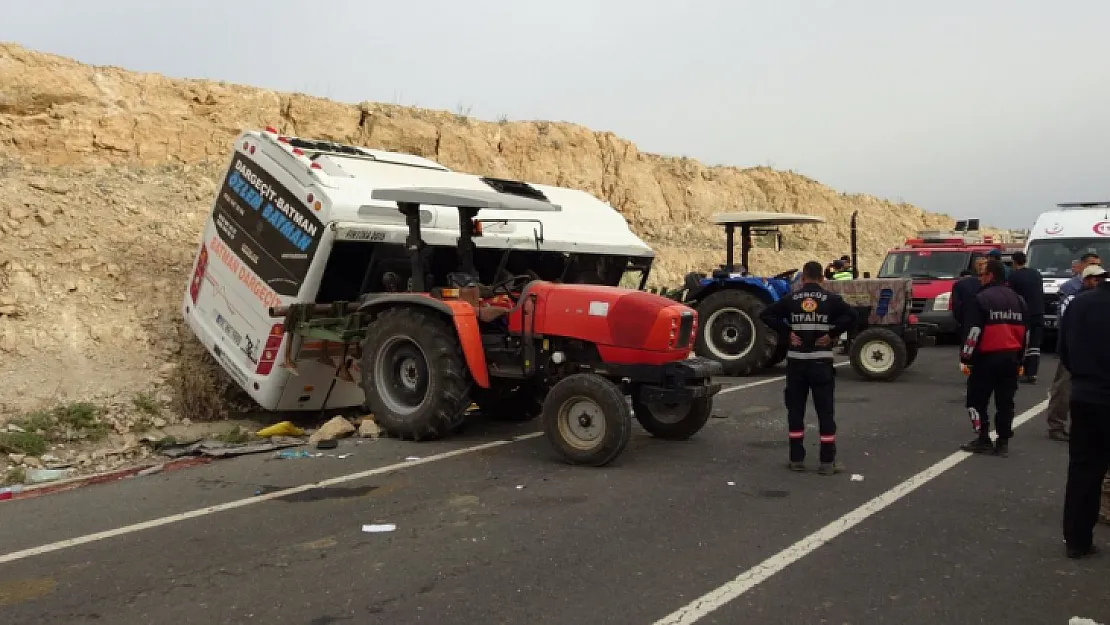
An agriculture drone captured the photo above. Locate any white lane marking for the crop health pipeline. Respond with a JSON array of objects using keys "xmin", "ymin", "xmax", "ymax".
[
  {"xmin": 718, "ymin": 361, "xmax": 851, "ymax": 395},
  {"xmin": 652, "ymin": 398, "xmax": 1050, "ymax": 625},
  {"xmin": 0, "ymin": 365, "xmax": 803, "ymax": 566},
  {"xmin": 0, "ymin": 433, "xmax": 544, "ymax": 565}
]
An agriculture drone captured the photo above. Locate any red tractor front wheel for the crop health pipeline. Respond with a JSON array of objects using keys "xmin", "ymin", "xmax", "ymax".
[{"xmin": 542, "ymin": 374, "xmax": 632, "ymax": 467}]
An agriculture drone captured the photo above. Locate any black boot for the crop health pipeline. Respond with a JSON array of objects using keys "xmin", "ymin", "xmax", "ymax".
[
  {"xmin": 993, "ymin": 438, "xmax": 1009, "ymax": 457},
  {"xmin": 961, "ymin": 437, "xmax": 994, "ymax": 454}
]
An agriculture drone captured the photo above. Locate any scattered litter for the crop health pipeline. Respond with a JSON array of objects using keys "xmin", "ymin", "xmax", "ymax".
[
  {"xmin": 25, "ymin": 468, "xmax": 71, "ymax": 484},
  {"xmin": 275, "ymin": 449, "xmax": 314, "ymax": 460},
  {"xmin": 405, "ymin": 456, "xmax": 421, "ymax": 461},
  {"xmin": 0, "ymin": 485, "xmax": 24, "ymax": 501},
  {"xmin": 161, "ymin": 436, "xmax": 306, "ymax": 459},
  {"xmin": 850, "ymin": 474, "xmax": 865, "ymax": 482},
  {"xmin": 362, "ymin": 523, "xmax": 396, "ymax": 533},
  {"xmin": 136, "ymin": 464, "xmax": 164, "ymax": 477},
  {"xmin": 256, "ymin": 421, "xmax": 306, "ymax": 437},
  {"xmin": 727, "ymin": 481, "xmax": 736, "ymax": 486},
  {"xmin": 516, "ymin": 485, "xmax": 525, "ymax": 490},
  {"xmin": 316, "ymin": 439, "xmax": 339, "ymax": 450},
  {"xmin": 337, "ymin": 454, "xmax": 352, "ymax": 459}
]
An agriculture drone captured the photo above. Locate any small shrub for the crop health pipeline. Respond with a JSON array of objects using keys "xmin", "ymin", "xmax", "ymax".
[
  {"xmin": 0, "ymin": 432, "xmax": 48, "ymax": 456},
  {"xmin": 133, "ymin": 392, "xmax": 160, "ymax": 416},
  {"xmin": 2, "ymin": 466, "xmax": 26, "ymax": 486}
]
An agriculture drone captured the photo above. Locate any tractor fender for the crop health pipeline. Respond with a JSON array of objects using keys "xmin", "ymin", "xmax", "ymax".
[
  {"xmin": 689, "ymin": 278, "xmax": 779, "ymax": 307},
  {"xmin": 356, "ymin": 294, "xmax": 491, "ymax": 389}
]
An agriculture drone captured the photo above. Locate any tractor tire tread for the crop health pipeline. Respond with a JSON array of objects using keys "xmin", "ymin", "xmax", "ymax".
[
  {"xmin": 360, "ymin": 307, "xmax": 472, "ymax": 441},
  {"xmin": 849, "ymin": 326, "xmax": 908, "ymax": 382},
  {"xmin": 542, "ymin": 374, "xmax": 632, "ymax": 467},
  {"xmin": 694, "ymin": 289, "xmax": 774, "ymax": 377}
]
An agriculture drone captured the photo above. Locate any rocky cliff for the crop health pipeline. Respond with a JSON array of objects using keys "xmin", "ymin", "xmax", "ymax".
[{"xmin": 0, "ymin": 42, "xmax": 965, "ymax": 417}]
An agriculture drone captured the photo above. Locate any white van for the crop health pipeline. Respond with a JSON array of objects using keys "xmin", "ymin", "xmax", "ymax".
[
  {"xmin": 1025, "ymin": 201, "xmax": 1110, "ymax": 332},
  {"xmin": 182, "ymin": 128, "xmax": 656, "ymax": 411}
]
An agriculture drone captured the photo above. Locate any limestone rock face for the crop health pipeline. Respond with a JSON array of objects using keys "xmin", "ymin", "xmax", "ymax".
[{"xmin": 0, "ymin": 43, "xmax": 977, "ymax": 415}]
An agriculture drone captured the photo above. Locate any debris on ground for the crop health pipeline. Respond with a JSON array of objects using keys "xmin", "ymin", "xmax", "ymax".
[
  {"xmin": 362, "ymin": 523, "xmax": 397, "ymax": 533},
  {"xmin": 315, "ymin": 439, "xmax": 339, "ymax": 450},
  {"xmin": 850, "ymin": 474, "xmax": 865, "ymax": 482},
  {"xmin": 25, "ymin": 468, "xmax": 70, "ymax": 484},
  {"xmin": 256, "ymin": 421, "xmax": 305, "ymax": 437},
  {"xmin": 275, "ymin": 449, "xmax": 313, "ymax": 460},
  {"xmin": 308, "ymin": 416, "xmax": 356, "ymax": 445},
  {"xmin": 358, "ymin": 417, "xmax": 382, "ymax": 439},
  {"xmin": 159, "ymin": 436, "xmax": 305, "ymax": 459}
]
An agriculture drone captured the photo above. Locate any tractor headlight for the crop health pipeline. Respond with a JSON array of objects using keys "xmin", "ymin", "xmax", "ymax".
[{"xmin": 933, "ymin": 292, "xmax": 951, "ymax": 310}]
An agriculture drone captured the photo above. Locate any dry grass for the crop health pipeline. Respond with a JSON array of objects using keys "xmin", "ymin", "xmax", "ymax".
[{"xmin": 170, "ymin": 325, "xmax": 255, "ymax": 423}]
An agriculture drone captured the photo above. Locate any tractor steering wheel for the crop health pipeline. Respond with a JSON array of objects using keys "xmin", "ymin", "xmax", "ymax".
[
  {"xmin": 772, "ymin": 268, "xmax": 799, "ymax": 281},
  {"xmin": 491, "ymin": 274, "xmax": 533, "ymax": 303}
]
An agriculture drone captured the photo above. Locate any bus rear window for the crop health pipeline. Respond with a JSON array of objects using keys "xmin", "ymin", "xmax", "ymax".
[{"xmin": 211, "ymin": 154, "xmax": 325, "ymax": 297}]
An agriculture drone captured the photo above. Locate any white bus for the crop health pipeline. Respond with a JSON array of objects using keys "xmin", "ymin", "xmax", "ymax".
[
  {"xmin": 182, "ymin": 128, "xmax": 656, "ymax": 411},
  {"xmin": 1025, "ymin": 201, "xmax": 1110, "ymax": 333}
]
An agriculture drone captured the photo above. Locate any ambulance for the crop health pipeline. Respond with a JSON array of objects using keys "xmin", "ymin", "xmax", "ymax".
[{"xmin": 1024, "ymin": 201, "xmax": 1110, "ymax": 339}]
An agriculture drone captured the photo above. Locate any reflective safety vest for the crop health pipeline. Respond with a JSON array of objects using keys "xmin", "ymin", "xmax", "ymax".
[{"xmin": 832, "ymin": 271, "xmax": 853, "ymax": 280}]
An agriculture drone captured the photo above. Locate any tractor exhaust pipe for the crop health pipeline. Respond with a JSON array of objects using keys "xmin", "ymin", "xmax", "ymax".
[{"xmin": 850, "ymin": 210, "xmax": 859, "ymax": 279}]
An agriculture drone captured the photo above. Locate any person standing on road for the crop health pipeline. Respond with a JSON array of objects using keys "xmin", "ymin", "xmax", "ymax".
[
  {"xmin": 952, "ymin": 257, "xmax": 987, "ymax": 344},
  {"xmin": 958, "ymin": 259, "xmax": 1028, "ymax": 457},
  {"xmin": 1058, "ymin": 265, "xmax": 1110, "ymax": 559},
  {"xmin": 760, "ymin": 261, "xmax": 857, "ymax": 475},
  {"xmin": 1008, "ymin": 251, "xmax": 1045, "ymax": 384},
  {"xmin": 1045, "ymin": 265, "xmax": 1107, "ymax": 441}
]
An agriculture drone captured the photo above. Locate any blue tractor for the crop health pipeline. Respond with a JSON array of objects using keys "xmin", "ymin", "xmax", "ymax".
[
  {"xmin": 660, "ymin": 211, "xmax": 832, "ymax": 376},
  {"xmin": 657, "ymin": 210, "xmax": 936, "ymax": 381}
]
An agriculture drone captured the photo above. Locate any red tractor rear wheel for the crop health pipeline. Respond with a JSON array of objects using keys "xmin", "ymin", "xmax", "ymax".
[
  {"xmin": 542, "ymin": 374, "xmax": 632, "ymax": 467},
  {"xmin": 360, "ymin": 307, "xmax": 472, "ymax": 441}
]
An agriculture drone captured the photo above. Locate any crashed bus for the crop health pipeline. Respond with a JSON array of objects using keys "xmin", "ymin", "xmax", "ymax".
[{"xmin": 182, "ymin": 128, "xmax": 656, "ymax": 412}]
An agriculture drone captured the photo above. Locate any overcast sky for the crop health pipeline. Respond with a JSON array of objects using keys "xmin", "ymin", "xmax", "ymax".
[{"xmin": 4, "ymin": 0, "xmax": 1107, "ymax": 229}]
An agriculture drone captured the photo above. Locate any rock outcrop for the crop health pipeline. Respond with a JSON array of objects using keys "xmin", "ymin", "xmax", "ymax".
[{"xmin": 0, "ymin": 42, "xmax": 973, "ymax": 416}]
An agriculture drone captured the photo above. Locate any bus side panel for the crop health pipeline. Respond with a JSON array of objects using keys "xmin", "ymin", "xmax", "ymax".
[{"xmin": 182, "ymin": 145, "xmax": 336, "ymax": 410}]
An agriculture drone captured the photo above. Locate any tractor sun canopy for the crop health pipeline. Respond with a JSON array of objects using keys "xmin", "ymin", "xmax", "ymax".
[{"xmin": 710, "ymin": 212, "xmax": 826, "ymax": 273}]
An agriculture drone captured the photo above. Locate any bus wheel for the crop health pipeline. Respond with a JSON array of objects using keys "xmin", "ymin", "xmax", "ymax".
[{"xmin": 360, "ymin": 307, "xmax": 472, "ymax": 441}]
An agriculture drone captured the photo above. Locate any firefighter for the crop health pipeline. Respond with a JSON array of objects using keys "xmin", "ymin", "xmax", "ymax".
[
  {"xmin": 958, "ymin": 259, "xmax": 1029, "ymax": 457},
  {"xmin": 831, "ymin": 260, "xmax": 854, "ymax": 280},
  {"xmin": 760, "ymin": 261, "xmax": 857, "ymax": 474}
]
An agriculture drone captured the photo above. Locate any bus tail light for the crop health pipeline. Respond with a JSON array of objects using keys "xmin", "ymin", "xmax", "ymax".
[
  {"xmin": 256, "ymin": 323, "xmax": 285, "ymax": 376},
  {"xmin": 189, "ymin": 245, "xmax": 208, "ymax": 304}
]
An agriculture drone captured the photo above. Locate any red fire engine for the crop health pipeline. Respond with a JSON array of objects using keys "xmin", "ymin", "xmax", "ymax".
[{"xmin": 877, "ymin": 224, "xmax": 1023, "ymax": 337}]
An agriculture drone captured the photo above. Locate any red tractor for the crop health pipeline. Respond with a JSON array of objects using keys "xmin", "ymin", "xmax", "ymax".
[{"xmin": 269, "ymin": 187, "xmax": 723, "ymax": 466}]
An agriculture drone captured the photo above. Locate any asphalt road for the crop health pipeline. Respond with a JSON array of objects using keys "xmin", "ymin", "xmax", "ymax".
[{"xmin": 1, "ymin": 347, "xmax": 1107, "ymax": 625}]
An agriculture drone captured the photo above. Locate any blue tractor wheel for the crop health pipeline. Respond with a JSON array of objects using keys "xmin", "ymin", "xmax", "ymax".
[{"xmin": 694, "ymin": 289, "xmax": 776, "ymax": 376}]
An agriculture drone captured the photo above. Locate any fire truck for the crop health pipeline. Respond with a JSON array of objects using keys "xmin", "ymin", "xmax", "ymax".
[{"xmin": 877, "ymin": 219, "xmax": 1024, "ymax": 338}]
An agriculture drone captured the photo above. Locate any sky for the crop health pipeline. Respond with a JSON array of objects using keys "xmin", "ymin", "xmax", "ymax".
[{"xmin": 3, "ymin": 0, "xmax": 1108, "ymax": 229}]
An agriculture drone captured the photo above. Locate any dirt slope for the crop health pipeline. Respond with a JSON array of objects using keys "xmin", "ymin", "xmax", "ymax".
[{"xmin": 0, "ymin": 42, "xmax": 976, "ymax": 418}]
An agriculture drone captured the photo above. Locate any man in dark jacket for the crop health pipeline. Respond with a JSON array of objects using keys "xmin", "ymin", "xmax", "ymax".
[
  {"xmin": 761, "ymin": 261, "xmax": 857, "ymax": 475},
  {"xmin": 959, "ymin": 259, "xmax": 1028, "ymax": 457},
  {"xmin": 1045, "ymin": 265, "xmax": 1106, "ymax": 441},
  {"xmin": 1059, "ymin": 266, "xmax": 1110, "ymax": 558},
  {"xmin": 952, "ymin": 257, "xmax": 987, "ymax": 343},
  {"xmin": 1007, "ymin": 251, "xmax": 1045, "ymax": 383}
]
